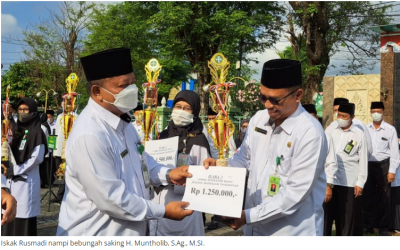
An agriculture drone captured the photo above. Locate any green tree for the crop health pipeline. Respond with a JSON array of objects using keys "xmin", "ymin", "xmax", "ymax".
[
  {"xmin": 22, "ymin": 1, "xmax": 96, "ymax": 110},
  {"xmin": 288, "ymin": 1, "xmax": 393, "ymax": 102},
  {"xmin": 151, "ymin": 2, "xmax": 284, "ymax": 114},
  {"xmin": 84, "ymin": 2, "xmax": 189, "ymax": 105},
  {"xmin": 85, "ymin": 2, "xmax": 284, "ymax": 114}
]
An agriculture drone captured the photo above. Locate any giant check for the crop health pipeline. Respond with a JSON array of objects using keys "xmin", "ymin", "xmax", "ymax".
[{"xmin": 183, "ymin": 166, "xmax": 247, "ymax": 218}]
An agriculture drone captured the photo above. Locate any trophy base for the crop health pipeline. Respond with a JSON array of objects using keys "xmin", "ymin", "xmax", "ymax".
[{"xmin": 216, "ymin": 158, "xmax": 228, "ymax": 167}]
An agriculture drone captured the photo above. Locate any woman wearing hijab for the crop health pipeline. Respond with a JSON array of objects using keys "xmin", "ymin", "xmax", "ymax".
[
  {"xmin": 235, "ymin": 119, "xmax": 249, "ymax": 149},
  {"xmin": 1, "ymin": 98, "xmax": 48, "ymax": 236},
  {"xmin": 150, "ymin": 90, "xmax": 211, "ymax": 236}
]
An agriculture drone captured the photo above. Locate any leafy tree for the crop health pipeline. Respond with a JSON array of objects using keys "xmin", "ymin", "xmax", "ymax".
[
  {"xmin": 288, "ymin": 1, "xmax": 393, "ymax": 102},
  {"xmin": 151, "ymin": 2, "xmax": 284, "ymax": 114},
  {"xmin": 22, "ymin": 1, "xmax": 96, "ymax": 109}
]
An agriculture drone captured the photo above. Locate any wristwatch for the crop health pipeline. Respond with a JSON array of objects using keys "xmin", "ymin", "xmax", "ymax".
[
  {"xmin": 166, "ymin": 169, "xmax": 172, "ymax": 184},
  {"xmin": 327, "ymin": 183, "xmax": 334, "ymax": 189}
]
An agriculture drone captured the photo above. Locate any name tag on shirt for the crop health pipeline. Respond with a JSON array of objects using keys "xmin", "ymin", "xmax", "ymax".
[
  {"xmin": 19, "ymin": 139, "xmax": 27, "ymax": 151},
  {"xmin": 255, "ymin": 127, "xmax": 267, "ymax": 135},
  {"xmin": 142, "ymin": 162, "xmax": 151, "ymax": 188},
  {"xmin": 120, "ymin": 149, "xmax": 128, "ymax": 158},
  {"xmin": 177, "ymin": 153, "xmax": 188, "ymax": 167},
  {"xmin": 381, "ymin": 137, "xmax": 388, "ymax": 141}
]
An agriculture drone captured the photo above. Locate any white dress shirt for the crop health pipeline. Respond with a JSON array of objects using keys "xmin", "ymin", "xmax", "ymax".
[
  {"xmin": 393, "ymin": 146, "xmax": 400, "ymax": 187},
  {"xmin": 326, "ymin": 118, "xmax": 373, "ymax": 157},
  {"xmin": 57, "ymin": 98, "xmax": 170, "ymax": 236},
  {"xmin": 228, "ymin": 104, "xmax": 327, "ymax": 236},
  {"xmin": 325, "ymin": 133, "xmax": 338, "ymax": 184},
  {"xmin": 150, "ymin": 144, "xmax": 210, "ymax": 236},
  {"xmin": 6, "ymin": 145, "xmax": 45, "ymax": 218},
  {"xmin": 367, "ymin": 120, "xmax": 400, "ymax": 174},
  {"xmin": 53, "ymin": 114, "xmax": 64, "ymax": 157},
  {"xmin": 48, "ymin": 119, "xmax": 57, "ymax": 135},
  {"xmin": 326, "ymin": 123, "xmax": 368, "ymax": 188},
  {"xmin": 41, "ymin": 124, "xmax": 49, "ymax": 158}
]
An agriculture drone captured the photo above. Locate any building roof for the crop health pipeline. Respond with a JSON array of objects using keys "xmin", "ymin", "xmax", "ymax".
[{"xmin": 369, "ymin": 24, "xmax": 400, "ymax": 33}]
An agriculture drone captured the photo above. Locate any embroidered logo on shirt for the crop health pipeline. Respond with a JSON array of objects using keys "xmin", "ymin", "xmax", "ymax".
[{"xmin": 287, "ymin": 142, "xmax": 292, "ymax": 148}]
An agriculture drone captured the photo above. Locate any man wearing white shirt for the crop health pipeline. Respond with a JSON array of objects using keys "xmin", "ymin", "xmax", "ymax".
[
  {"xmin": 46, "ymin": 110, "xmax": 57, "ymax": 134},
  {"xmin": 204, "ymin": 59, "xmax": 328, "ymax": 236},
  {"xmin": 57, "ymin": 48, "xmax": 193, "ymax": 236},
  {"xmin": 303, "ymin": 104, "xmax": 339, "ymax": 236},
  {"xmin": 326, "ymin": 98, "xmax": 373, "ymax": 157},
  {"xmin": 325, "ymin": 103, "xmax": 368, "ymax": 236},
  {"xmin": 364, "ymin": 102, "xmax": 399, "ymax": 236}
]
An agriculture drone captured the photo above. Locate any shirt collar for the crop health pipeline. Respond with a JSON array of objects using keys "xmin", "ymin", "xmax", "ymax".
[
  {"xmin": 272, "ymin": 103, "xmax": 302, "ymax": 135},
  {"xmin": 88, "ymin": 98, "xmax": 122, "ymax": 130},
  {"xmin": 369, "ymin": 120, "xmax": 386, "ymax": 130}
]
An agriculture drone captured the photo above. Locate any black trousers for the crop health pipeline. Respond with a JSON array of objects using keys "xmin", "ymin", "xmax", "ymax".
[
  {"xmin": 324, "ymin": 185, "xmax": 363, "ymax": 236},
  {"xmin": 363, "ymin": 159, "xmax": 391, "ymax": 231},
  {"xmin": 390, "ymin": 186, "xmax": 400, "ymax": 230},
  {"xmin": 39, "ymin": 157, "xmax": 50, "ymax": 187},
  {"xmin": 1, "ymin": 217, "xmax": 37, "ymax": 236}
]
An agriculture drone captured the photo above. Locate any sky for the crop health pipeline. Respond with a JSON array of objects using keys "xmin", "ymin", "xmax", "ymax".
[{"xmin": 1, "ymin": 1, "xmax": 400, "ymax": 81}]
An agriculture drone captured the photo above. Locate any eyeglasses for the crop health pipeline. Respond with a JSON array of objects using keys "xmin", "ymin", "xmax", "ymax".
[
  {"xmin": 174, "ymin": 105, "xmax": 192, "ymax": 112},
  {"xmin": 17, "ymin": 108, "xmax": 30, "ymax": 113},
  {"xmin": 258, "ymin": 89, "xmax": 298, "ymax": 105}
]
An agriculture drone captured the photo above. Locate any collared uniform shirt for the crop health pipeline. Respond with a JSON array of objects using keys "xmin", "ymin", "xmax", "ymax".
[
  {"xmin": 367, "ymin": 120, "xmax": 400, "ymax": 174},
  {"xmin": 229, "ymin": 104, "xmax": 327, "ymax": 236},
  {"xmin": 325, "ymin": 133, "xmax": 338, "ymax": 184},
  {"xmin": 326, "ymin": 119, "xmax": 373, "ymax": 157},
  {"xmin": 48, "ymin": 119, "xmax": 57, "ymax": 135},
  {"xmin": 57, "ymin": 98, "xmax": 169, "ymax": 236},
  {"xmin": 325, "ymin": 123, "xmax": 368, "ymax": 188},
  {"xmin": 53, "ymin": 114, "xmax": 64, "ymax": 157},
  {"xmin": 6, "ymin": 145, "xmax": 45, "ymax": 218}
]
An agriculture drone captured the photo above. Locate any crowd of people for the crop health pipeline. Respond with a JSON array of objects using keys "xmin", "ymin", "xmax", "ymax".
[{"xmin": 1, "ymin": 47, "xmax": 399, "ymax": 236}]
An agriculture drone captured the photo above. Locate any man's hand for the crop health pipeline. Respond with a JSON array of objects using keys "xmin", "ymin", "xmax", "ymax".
[
  {"xmin": 325, "ymin": 186, "xmax": 333, "ymax": 203},
  {"xmin": 387, "ymin": 173, "xmax": 395, "ymax": 183},
  {"xmin": 221, "ymin": 210, "xmax": 246, "ymax": 230},
  {"xmin": 354, "ymin": 185, "xmax": 363, "ymax": 198},
  {"xmin": 169, "ymin": 166, "xmax": 192, "ymax": 186},
  {"xmin": 1, "ymin": 164, "xmax": 7, "ymax": 176},
  {"xmin": 164, "ymin": 201, "xmax": 193, "ymax": 221},
  {"xmin": 1, "ymin": 189, "xmax": 17, "ymax": 225},
  {"xmin": 203, "ymin": 158, "xmax": 217, "ymax": 169}
]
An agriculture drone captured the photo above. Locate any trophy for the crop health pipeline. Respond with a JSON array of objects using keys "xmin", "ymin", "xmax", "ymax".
[
  {"xmin": 55, "ymin": 73, "xmax": 79, "ymax": 180},
  {"xmin": 206, "ymin": 53, "xmax": 236, "ymax": 167},
  {"xmin": 138, "ymin": 58, "xmax": 162, "ymax": 142},
  {"xmin": 1, "ymin": 85, "xmax": 12, "ymax": 173}
]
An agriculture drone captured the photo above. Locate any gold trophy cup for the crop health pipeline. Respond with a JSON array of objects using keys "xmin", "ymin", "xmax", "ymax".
[
  {"xmin": 138, "ymin": 59, "xmax": 162, "ymax": 142},
  {"xmin": 56, "ymin": 73, "xmax": 79, "ymax": 180},
  {"xmin": 206, "ymin": 53, "xmax": 236, "ymax": 167}
]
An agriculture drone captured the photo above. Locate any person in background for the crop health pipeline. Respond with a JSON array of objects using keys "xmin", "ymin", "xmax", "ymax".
[
  {"xmin": 204, "ymin": 59, "xmax": 328, "ymax": 235},
  {"xmin": 46, "ymin": 110, "xmax": 56, "ymax": 134},
  {"xmin": 364, "ymin": 101, "xmax": 399, "ymax": 236},
  {"xmin": 302, "ymin": 104, "xmax": 318, "ymax": 119},
  {"xmin": 1, "ymin": 98, "xmax": 48, "ymax": 236},
  {"xmin": 235, "ymin": 119, "xmax": 249, "ymax": 149},
  {"xmin": 325, "ymin": 103, "xmax": 368, "ymax": 236},
  {"xmin": 390, "ymin": 139, "xmax": 400, "ymax": 235},
  {"xmin": 326, "ymin": 97, "xmax": 373, "ymax": 158},
  {"xmin": 57, "ymin": 47, "xmax": 193, "ymax": 236},
  {"xmin": 150, "ymin": 90, "xmax": 211, "ymax": 236}
]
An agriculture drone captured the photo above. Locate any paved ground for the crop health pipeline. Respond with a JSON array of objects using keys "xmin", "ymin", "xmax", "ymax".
[
  {"xmin": 38, "ymin": 187, "xmax": 400, "ymax": 236},
  {"xmin": 37, "ymin": 186, "xmax": 243, "ymax": 236}
]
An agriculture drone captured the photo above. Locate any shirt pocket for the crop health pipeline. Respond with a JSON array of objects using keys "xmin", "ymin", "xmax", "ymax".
[
  {"xmin": 278, "ymin": 157, "xmax": 292, "ymax": 175},
  {"xmin": 377, "ymin": 138, "xmax": 389, "ymax": 151}
]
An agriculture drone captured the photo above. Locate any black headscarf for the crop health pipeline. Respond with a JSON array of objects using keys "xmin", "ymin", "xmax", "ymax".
[
  {"xmin": 235, "ymin": 119, "xmax": 249, "ymax": 148},
  {"xmin": 11, "ymin": 98, "xmax": 48, "ymax": 165},
  {"xmin": 160, "ymin": 90, "xmax": 211, "ymax": 156}
]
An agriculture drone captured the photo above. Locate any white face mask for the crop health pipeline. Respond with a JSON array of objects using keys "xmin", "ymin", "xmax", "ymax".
[
  {"xmin": 171, "ymin": 109, "xmax": 194, "ymax": 127},
  {"xmin": 100, "ymin": 84, "xmax": 138, "ymax": 113},
  {"xmin": 241, "ymin": 128, "xmax": 247, "ymax": 133},
  {"xmin": 334, "ymin": 112, "xmax": 338, "ymax": 119},
  {"xmin": 337, "ymin": 118, "xmax": 351, "ymax": 128},
  {"xmin": 371, "ymin": 112, "xmax": 383, "ymax": 122}
]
